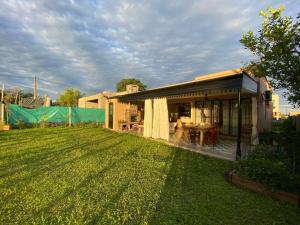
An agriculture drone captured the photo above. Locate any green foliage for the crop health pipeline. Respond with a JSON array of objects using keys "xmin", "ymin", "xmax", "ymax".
[
  {"xmin": 116, "ymin": 78, "xmax": 147, "ymax": 92},
  {"xmin": 20, "ymin": 92, "xmax": 33, "ymax": 98},
  {"xmin": 0, "ymin": 128, "xmax": 299, "ymax": 224},
  {"xmin": 57, "ymin": 88, "xmax": 83, "ymax": 107},
  {"xmin": 16, "ymin": 119, "xmax": 25, "ymax": 129},
  {"xmin": 39, "ymin": 114, "xmax": 49, "ymax": 128},
  {"xmin": 276, "ymin": 118, "xmax": 300, "ymax": 173},
  {"xmin": 248, "ymin": 144, "xmax": 287, "ymax": 162},
  {"xmin": 237, "ymin": 144, "xmax": 299, "ymax": 193},
  {"xmin": 258, "ymin": 130, "xmax": 276, "ymax": 145},
  {"xmin": 236, "ymin": 159, "xmax": 299, "ymax": 193},
  {"xmin": 240, "ymin": 6, "xmax": 300, "ymax": 106}
]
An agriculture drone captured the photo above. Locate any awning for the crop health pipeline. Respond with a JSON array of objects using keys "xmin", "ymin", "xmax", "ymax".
[{"xmin": 111, "ymin": 72, "xmax": 257, "ymax": 102}]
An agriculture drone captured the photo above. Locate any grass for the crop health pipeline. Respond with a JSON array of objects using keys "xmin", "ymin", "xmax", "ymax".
[{"xmin": 0, "ymin": 127, "xmax": 299, "ymax": 225}]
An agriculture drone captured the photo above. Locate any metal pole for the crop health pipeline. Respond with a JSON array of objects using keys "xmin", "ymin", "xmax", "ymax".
[
  {"xmin": 68, "ymin": 106, "xmax": 72, "ymax": 127},
  {"xmin": 236, "ymin": 89, "xmax": 242, "ymax": 160},
  {"xmin": 1, "ymin": 82, "xmax": 4, "ymax": 124},
  {"xmin": 1, "ymin": 82, "xmax": 4, "ymax": 101}
]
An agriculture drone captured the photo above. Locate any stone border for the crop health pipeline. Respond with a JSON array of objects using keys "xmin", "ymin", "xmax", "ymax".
[{"xmin": 225, "ymin": 170, "xmax": 300, "ymax": 207}]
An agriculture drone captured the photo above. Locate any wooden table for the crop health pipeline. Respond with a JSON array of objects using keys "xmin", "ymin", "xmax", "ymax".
[
  {"xmin": 119, "ymin": 121, "xmax": 139, "ymax": 130},
  {"xmin": 183, "ymin": 124, "xmax": 212, "ymax": 147}
]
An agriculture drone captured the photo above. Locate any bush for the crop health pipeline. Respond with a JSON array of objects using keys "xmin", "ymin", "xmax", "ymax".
[
  {"xmin": 258, "ymin": 119, "xmax": 300, "ymax": 174},
  {"xmin": 16, "ymin": 119, "xmax": 26, "ymax": 129},
  {"xmin": 248, "ymin": 144, "xmax": 288, "ymax": 163},
  {"xmin": 258, "ymin": 130, "xmax": 277, "ymax": 145},
  {"xmin": 236, "ymin": 159, "xmax": 299, "ymax": 193},
  {"xmin": 236, "ymin": 144, "xmax": 299, "ymax": 193}
]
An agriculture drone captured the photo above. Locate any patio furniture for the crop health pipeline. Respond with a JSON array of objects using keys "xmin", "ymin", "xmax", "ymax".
[
  {"xmin": 189, "ymin": 128, "xmax": 200, "ymax": 144},
  {"xmin": 119, "ymin": 121, "xmax": 140, "ymax": 131},
  {"xmin": 183, "ymin": 124, "xmax": 212, "ymax": 147},
  {"xmin": 174, "ymin": 127, "xmax": 190, "ymax": 144},
  {"xmin": 204, "ymin": 127, "xmax": 217, "ymax": 146},
  {"xmin": 169, "ymin": 122, "xmax": 176, "ymax": 134},
  {"xmin": 119, "ymin": 121, "xmax": 128, "ymax": 130}
]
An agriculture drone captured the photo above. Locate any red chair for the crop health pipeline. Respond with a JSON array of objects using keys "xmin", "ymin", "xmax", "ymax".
[{"xmin": 204, "ymin": 127, "xmax": 217, "ymax": 146}]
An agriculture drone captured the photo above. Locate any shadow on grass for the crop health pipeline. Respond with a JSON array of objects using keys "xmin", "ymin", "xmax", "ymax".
[
  {"xmin": 148, "ymin": 150, "xmax": 213, "ymax": 225},
  {"xmin": 148, "ymin": 147, "xmax": 300, "ymax": 225}
]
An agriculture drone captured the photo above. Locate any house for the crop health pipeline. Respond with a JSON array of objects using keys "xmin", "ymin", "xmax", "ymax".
[
  {"xmin": 272, "ymin": 94, "xmax": 281, "ymax": 120},
  {"xmin": 289, "ymin": 111, "xmax": 300, "ymax": 117},
  {"xmin": 79, "ymin": 69, "xmax": 273, "ymax": 160},
  {"xmin": 21, "ymin": 96, "xmax": 52, "ymax": 109}
]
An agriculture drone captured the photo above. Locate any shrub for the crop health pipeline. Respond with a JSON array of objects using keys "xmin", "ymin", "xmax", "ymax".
[
  {"xmin": 258, "ymin": 130, "xmax": 277, "ymax": 145},
  {"xmin": 237, "ymin": 144, "xmax": 299, "ymax": 193},
  {"xmin": 248, "ymin": 144, "xmax": 288, "ymax": 163},
  {"xmin": 236, "ymin": 159, "xmax": 299, "ymax": 193},
  {"xmin": 16, "ymin": 119, "xmax": 26, "ymax": 129}
]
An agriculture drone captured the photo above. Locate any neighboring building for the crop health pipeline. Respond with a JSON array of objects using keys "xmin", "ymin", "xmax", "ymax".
[
  {"xmin": 21, "ymin": 76, "xmax": 52, "ymax": 109},
  {"xmin": 79, "ymin": 68, "xmax": 273, "ymax": 160},
  {"xmin": 272, "ymin": 94, "xmax": 281, "ymax": 120},
  {"xmin": 289, "ymin": 111, "xmax": 300, "ymax": 117},
  {"xmin": 78, "ymin": 93, "xmax": 108, "ymax": 109},
  {"xmin": 22, "ymin": 96, "xmax": 52, "ymax": 109}
]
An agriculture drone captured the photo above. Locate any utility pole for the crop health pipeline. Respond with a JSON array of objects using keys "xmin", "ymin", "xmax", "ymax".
[{"xmin": 34, "ymin": 76, "xmax": 37, "ymax": 100}]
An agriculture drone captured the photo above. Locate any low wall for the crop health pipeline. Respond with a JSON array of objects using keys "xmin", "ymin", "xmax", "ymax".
[{"xmin": 225, "ymin": 170, "xmax": 300, "ymax": 207}]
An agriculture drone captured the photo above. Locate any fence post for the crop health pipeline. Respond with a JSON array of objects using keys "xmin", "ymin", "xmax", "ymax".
[
  {"xmin": 1, "ymin": 103, "xmax": 4, "ymax": 124},
  {"xmin": 68, "ymin": 106, "xmax": 72, "ymax": 127},
  {"xmin": 296, "ymin": 116, "xmax": 300, "ymax": 132},
  {"xmin": 1, "ymin": 82, "xmax": 4, "ymax": 124}
]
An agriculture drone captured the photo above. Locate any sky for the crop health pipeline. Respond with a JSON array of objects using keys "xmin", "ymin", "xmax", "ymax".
[{"xmin": 0, "ymin": 0, "xmax": 299, "ymax": 111}]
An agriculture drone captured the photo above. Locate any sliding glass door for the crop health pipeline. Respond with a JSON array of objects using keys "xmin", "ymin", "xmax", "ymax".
[{"xmin": 195, "ymin": 98, "xmax": 252, "ymax": 136}]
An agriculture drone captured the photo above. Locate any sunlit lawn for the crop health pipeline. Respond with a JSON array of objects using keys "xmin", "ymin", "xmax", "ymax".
[{"xmin": 0, "ymin": 127, "xmax": 299, "ymax": 224}]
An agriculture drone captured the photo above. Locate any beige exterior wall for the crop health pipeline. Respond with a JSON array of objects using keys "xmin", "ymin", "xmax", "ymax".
[
  {"xmin": 257, "ymin": 77, "xmax": 273, "ymax": 131},
  {"xmin": 272, "ymin": 94, "xmax": 280, "ymax": 120},
  {"xmin": 289, "ymin": 111, "xmax": 300, "ymax": 116},
  {"xmin": 105, "ymin": 98, "xmax": 130, "ymax": 130},
  {"xmin": 44, "ymin": 96, "xmax": 52, "ymax": 107},
  {"xmin": 78, "ymin": 93, "xmax": 106, "ymax": 109}
]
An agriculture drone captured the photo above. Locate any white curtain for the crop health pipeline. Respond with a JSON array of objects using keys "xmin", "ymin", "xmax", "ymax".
[
  {"xmin": 151, "ymin": 98, "xmax": 169, "ymax": 141},
  {"xmin": 152, "ymin": 98, "xmax": 160, "ymax": 139},
  {"xmin": 160, "ymin": 98, "xmax": 169, "ymax": 141},
  {"xmin": 143, "ymin": 99, "xmax": 153, "ymax": 137},
  {"xmin": 251, "ymin": 97, "xmax": 258, "ymax": 145}
]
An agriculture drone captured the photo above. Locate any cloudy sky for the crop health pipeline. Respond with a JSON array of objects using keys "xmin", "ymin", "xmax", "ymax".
[{"xmin": 0, "ymin": 0, "xmax": 299, "ymax": 110}]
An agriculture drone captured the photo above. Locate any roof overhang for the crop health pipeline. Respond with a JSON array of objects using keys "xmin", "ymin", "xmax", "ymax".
[{"xmin": 110, "ymin": 72, "xmax": 258, "ymax": 102}]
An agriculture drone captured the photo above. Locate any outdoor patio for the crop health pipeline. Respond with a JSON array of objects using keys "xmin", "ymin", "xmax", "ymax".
[
  {"xmin": 169, "ymin": 134, "xmax": 237, "ymax": 160},
  {"xmin": 128, "ymin": 129, "xmax": 237, "ymax": 160}
]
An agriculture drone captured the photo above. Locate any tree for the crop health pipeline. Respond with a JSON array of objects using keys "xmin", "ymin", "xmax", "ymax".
[
  {"xmin": 57, "ymin": 88, "xmax": 83, "ymax": 107},
  {"xmin": 116, "ymin": 78, "xmax": 147, "ymax": 92},
  {"xmin": 3, "ymin": 88, "xmax": 22, "ymax": 104},
  {"xmin": 240, "ymin": 6, "xmax": 300, "ymax": 106},
  {"xmin": 21, "ymin": 92, "xmax": 33, "ymax": 99}
]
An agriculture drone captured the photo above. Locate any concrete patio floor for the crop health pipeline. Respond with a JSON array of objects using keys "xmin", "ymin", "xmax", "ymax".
[{"xmin": 126, "ymin": 129, "xmax": 237, "ymax": 161}]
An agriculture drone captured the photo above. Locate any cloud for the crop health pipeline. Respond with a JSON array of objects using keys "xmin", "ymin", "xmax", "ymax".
[{"xmin": 0, "ymin": 0, "xmax": 298, "ymax": 106}]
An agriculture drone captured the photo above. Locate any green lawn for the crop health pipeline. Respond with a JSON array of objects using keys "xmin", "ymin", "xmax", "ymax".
[{"xmin": 0, "ymin": 127, "xmax": 299, "ymax": 224}]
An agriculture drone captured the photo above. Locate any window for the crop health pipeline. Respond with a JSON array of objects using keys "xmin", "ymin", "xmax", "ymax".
[{"xmin": 178, "ymin": 103, "xmax": 191, "ymax": 117}]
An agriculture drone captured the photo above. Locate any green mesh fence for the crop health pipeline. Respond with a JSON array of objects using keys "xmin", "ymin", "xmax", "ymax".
[{"xmin": 8, "ymin": 104, "xmax": 105, "ymax": 125}]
